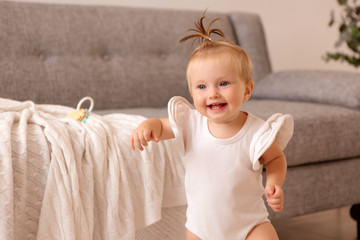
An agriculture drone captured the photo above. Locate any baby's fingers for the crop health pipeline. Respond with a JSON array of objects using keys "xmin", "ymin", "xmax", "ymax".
[
  {"xmin": 151, "ymin": 132, "xmax": 160, "ymax": 142},
  {"xmin": 143, "ymin": 129, "xmax": 152, "ymax": 142},
  {"xmin": 129, "ymin": 135, "xmax": 136, "ymax": 151},
  {"xmin": 129, "ymin": 125, "xmax": 159, "ymax": 151},
  {"xmin": 138, "ymin": 133, "xmax": 151, "ymax": 151},
  {"xmin": 267, "ymin": 195, "xmax": 283, "ymax": 212},
  {"xmin": 142, "ymin": 129, "xmax": 160, "ymax": 143},
  {"xmin": 265, "ymin": 185, "xmax": 283, "ymax": 198},
  {"xmin": 130, "ymin": 132, "xmax": 146, "ymax": 151},
  {"xmin": 272, "ymin": 185, "xmax": 284, "ymax": 198},
  {"xmin": 134, "ymin": 136, "xmax": 144, "ymax": 151},
  {"xmin": 267, "ymin": 196, "xmax": 282, "ymax": 205},
  {"xmin": 139, "ymin": 130, "xmax": 150, "ymax": 147},
  {"xmin": 265, "ymin": 185, "xmax": 275, "ymax": 198},
  {"xmin": 269, "ymin": 203, "xmax": 283, "ymax": 212}
]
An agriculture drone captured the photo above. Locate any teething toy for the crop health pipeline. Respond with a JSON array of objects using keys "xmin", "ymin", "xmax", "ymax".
[{"xmin": 67, "ymin": 96, "xmax": 94, "ymax": 123}]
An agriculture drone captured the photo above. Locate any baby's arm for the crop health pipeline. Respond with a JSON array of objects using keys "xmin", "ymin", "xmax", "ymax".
[
  {"xmin": 261, "ymin": 141, "xmax": 287, "ymax": 212},
  {"xmin": 129, "ymin": 118, "xmax": 175, "ymax": 151}
]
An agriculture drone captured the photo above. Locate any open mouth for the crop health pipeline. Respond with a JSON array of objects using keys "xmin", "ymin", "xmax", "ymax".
[{"xmin": 207, "ymin": 103, "xmax": 227, "ymax": 110}]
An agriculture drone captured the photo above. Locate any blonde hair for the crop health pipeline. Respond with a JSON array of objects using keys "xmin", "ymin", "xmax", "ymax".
[{"xmin": 180, "ymin": 12, "xmax": 253, "ymax": 92}]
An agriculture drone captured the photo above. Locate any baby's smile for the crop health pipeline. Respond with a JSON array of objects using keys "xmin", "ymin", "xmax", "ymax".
[{"xmin": 207, "ymin": 102, "xmax": 227, "ymax": 110}]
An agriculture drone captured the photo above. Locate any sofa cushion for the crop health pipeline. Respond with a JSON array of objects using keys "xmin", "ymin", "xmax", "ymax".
[
  {"xmin": 243, "ymin": 99, "xmax": 360, "ymax": 167},
  {"xmin": 252, "ymin": 70, "xmax": 360, "ymax": 109}
]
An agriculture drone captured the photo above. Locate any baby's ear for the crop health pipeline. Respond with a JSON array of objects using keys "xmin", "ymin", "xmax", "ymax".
[{"xmin": 243, "ymin": 80, "xmax": 254, "ymax": 102}]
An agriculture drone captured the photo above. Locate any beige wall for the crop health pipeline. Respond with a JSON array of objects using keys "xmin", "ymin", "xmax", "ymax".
[{"xmin": 10, "ymin": 0, "xmax": 359, "ymax": 73}]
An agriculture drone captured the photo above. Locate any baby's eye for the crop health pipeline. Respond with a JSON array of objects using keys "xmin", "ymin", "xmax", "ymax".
[
  {"xmin": 220, "ymin": 81, "xmax": 229, "ymax": 87},
  {"xmin": 198, "ymin": 84, "xmax": 206, "ymax": 90}
]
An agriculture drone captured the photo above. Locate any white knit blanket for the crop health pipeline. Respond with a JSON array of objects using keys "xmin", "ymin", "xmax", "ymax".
[{"xmin": 0, "ymin": 98, "xmax": 186, "ymax": 240}]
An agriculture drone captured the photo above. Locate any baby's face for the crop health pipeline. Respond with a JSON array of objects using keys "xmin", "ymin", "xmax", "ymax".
[{"xmin": 188, "ymin": 54, "xmax": 252, "ymax": 125}]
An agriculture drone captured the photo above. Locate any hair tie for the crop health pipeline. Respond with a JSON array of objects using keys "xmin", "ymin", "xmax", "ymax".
[{"xmin": 179, "ymin": 11, "xmax": 225, "ymax": 45}]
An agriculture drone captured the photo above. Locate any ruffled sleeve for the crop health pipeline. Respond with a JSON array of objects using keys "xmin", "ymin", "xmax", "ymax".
[
  {"xmin": 167, "ymin": 96, "xmax": 193, "ymax": 156},
  {"xmin": 249, "ymin": 113, "xmax": 294, "ymax": 171}
]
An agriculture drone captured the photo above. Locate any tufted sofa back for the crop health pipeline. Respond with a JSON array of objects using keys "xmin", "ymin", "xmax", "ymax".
[{"xmin": 0, "ymin": 1, "xmax": 271, "ymax": 109}]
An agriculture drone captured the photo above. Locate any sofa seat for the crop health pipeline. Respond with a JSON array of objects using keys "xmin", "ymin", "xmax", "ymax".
[
  {"xmin": 98, "ymin": 99, "xmax": 360, "ymax": 168},
  {"xmin": 96, "ymin": 107, "xmax": 169, "ymax": 119}
]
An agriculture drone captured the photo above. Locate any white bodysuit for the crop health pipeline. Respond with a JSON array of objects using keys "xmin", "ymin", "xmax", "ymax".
[{"xmin": 168, "ymin": 96, "xmax": 294, "ymax": 240}]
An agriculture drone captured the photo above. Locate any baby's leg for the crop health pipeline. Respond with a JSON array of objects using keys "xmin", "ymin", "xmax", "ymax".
[
  {"xmin": 246, "ymin": 222, "xmax": 279, "ymax": 240},
  {"xmin": 186, "ymin": 229, "xmax": 201, "ymax": 240}
]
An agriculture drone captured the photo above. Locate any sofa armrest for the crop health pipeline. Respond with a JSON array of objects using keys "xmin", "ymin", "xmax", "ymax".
[{"xmin": 251, "ymin": 70, "xmax": 360, "ymax": 109}]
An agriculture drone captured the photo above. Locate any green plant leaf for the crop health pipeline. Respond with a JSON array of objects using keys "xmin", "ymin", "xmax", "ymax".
[
  {"xmin": 337, "ymin": 0, "xmax": 348, "ymax": 5},
  {"xmin": 324, "ymin": 0, "xmax": 360, "ymax": 68},
  {"xmin": 329, "ymin": 10, "xmax": 335, "ymax": 26},
  {"xmin": 325, "ymin": 52, "xmax": 360, "ymax": 67},
  {"xmin": 356, "ymin": 6, "xmax": 360, "ymax": 15},
  {"xmin": 339, "ymin": 23, "xmax": 348, "ymax": 32}
]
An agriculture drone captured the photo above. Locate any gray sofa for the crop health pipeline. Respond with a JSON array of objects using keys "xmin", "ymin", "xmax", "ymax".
[{"xmin": 1, "ymin": 1, "xmax": 360, "ymax": 239}]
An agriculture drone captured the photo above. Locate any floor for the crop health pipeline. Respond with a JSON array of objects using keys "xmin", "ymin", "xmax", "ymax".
[{"xmin": 272, "ymin": 206, "xmax": 358, "ymax": 240}]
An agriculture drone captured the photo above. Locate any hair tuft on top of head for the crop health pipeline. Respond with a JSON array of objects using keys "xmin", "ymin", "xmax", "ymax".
[{"xmin": 179, "ymin": 10, "xmax": 226, "ymax": 46}]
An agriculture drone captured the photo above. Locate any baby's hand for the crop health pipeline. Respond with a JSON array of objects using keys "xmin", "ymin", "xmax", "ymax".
[
  {"xmin": 265, "ymin": 185, "xmax": 284, "ymax": 212},
  {"xmin": 129, "ymin": 119, "xmax": 161, "ymax": 151}
]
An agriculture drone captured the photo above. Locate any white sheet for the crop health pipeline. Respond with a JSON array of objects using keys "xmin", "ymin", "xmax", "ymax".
[{"xmin": 0, "ymin": 98, "xmax": 186, "ymax": 240}]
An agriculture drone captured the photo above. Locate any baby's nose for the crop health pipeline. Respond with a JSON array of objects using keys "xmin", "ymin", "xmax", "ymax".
[{"xmin": 209, "ymin": 88, "xmax": 220, "ymax": 98}]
